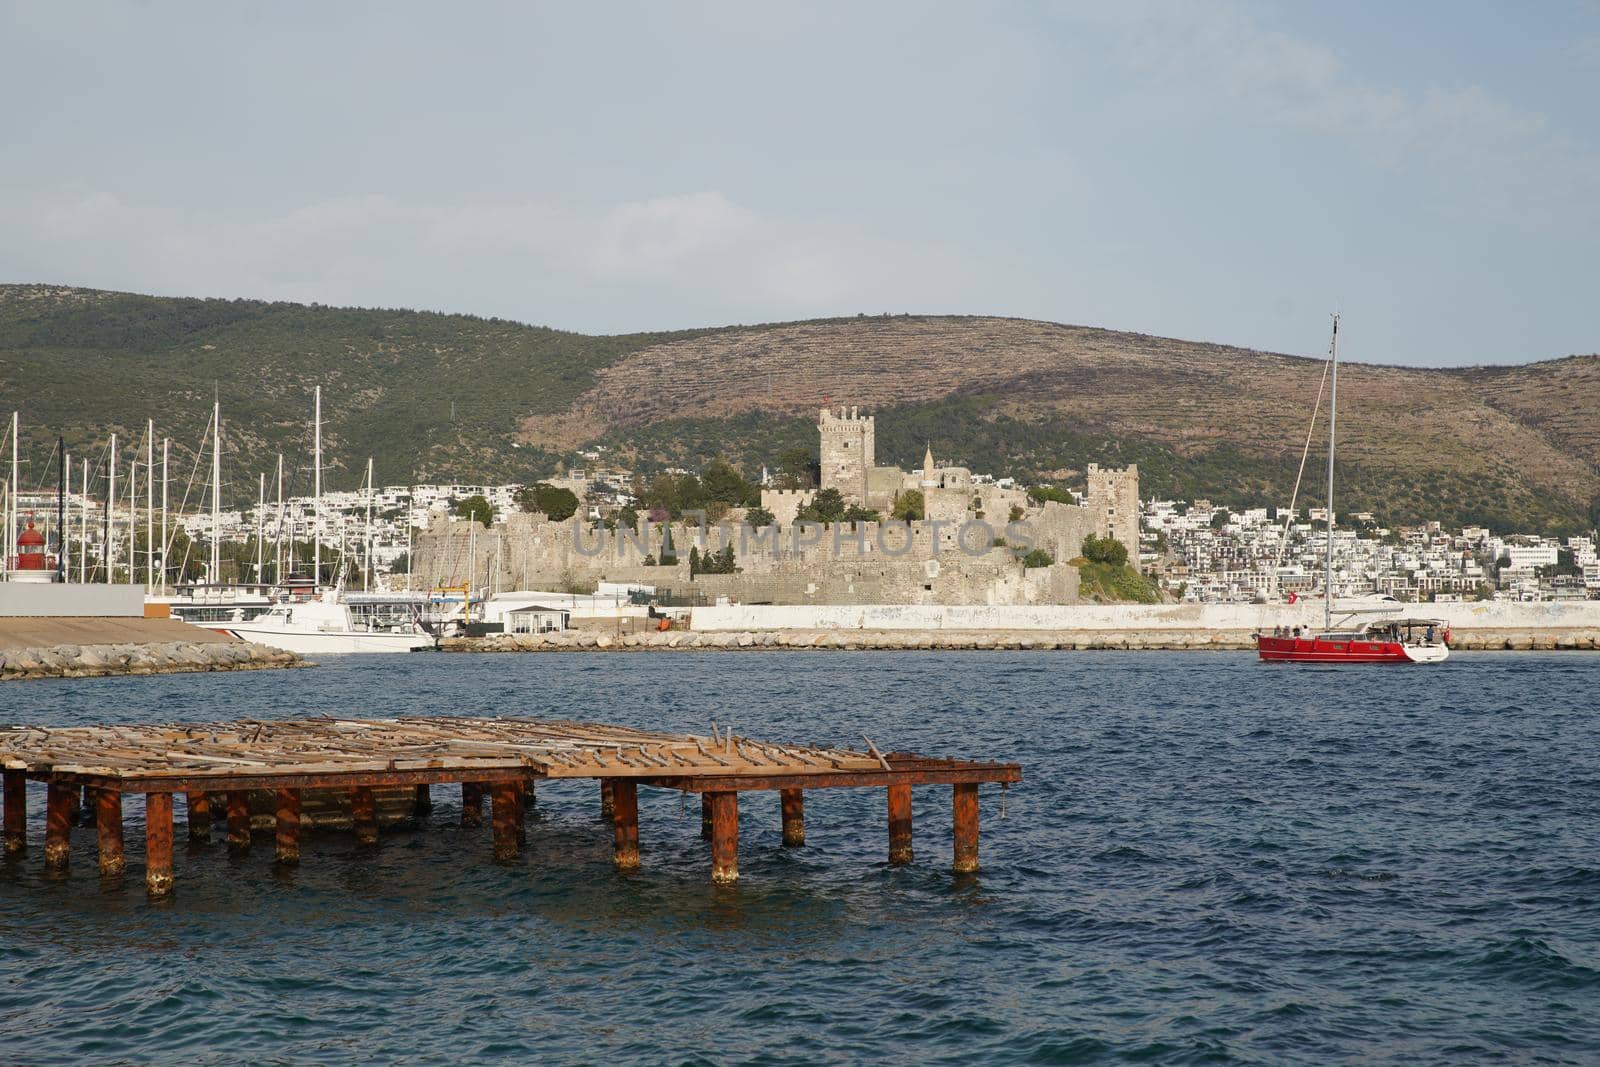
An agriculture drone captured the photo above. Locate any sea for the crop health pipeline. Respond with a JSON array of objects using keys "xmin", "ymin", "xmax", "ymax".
[{"xmin": 2, "ymin": 651, "xmax": 1598, "ymax": 1065}]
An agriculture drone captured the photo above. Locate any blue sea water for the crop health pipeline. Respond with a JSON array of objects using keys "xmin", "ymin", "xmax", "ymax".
[{"xmin": 2, "ymin": 651, "xmax": 1598, "ymax": 1065}]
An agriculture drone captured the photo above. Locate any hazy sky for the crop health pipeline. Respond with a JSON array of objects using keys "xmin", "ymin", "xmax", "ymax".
[{"xmin": 3, "ymin": 1, "xmax": 1597, "ymax": 366}]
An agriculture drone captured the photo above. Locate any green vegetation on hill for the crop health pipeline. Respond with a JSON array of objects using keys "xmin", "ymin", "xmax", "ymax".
[
  {"xmin": 3, "ymin": 285, "xmax": 1595, "ymax": 534},
  {"xmin": 0, "ymin": 285, "xmax": 720, "ymax": 495}
]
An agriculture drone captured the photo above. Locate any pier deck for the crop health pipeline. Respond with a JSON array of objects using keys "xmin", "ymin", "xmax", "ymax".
[{"xmin": 1, "ymin": 716, "xmax": 1020, "ymax": 895}]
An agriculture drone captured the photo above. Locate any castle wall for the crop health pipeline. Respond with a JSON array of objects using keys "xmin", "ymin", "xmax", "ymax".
[
  {"xmin": 818, "ymin": 407, "xmax": 873, "ymax": 505},
  {"xmin": 1086, "ymin": 462, "xmax": 1141, "ymax": 567},
  {"xmin": 760, "ymin": 488, "xmax": 814, "ymax": 526}
]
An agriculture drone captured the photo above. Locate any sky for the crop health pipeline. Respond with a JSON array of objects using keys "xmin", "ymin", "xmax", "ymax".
[{"xmin": 2, "ymin": 0, "xmax": 1597, "ymax": 367}]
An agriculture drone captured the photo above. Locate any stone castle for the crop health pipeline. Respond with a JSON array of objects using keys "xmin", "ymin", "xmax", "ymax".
[{"xmin": 413, "ymin": 407, "xmax": 1140, "ymax": 606}]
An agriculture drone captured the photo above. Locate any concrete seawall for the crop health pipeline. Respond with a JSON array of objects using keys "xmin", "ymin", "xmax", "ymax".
[
  {"xmin": 442, "ymin": 628, "xmax": 1600, "ymax": 653},
  {"xmin": 0, "ymin": 616, "xmax": 305, "ymax": 680},
  {"xmin": 0, "ymin": 639, "xmax": 305, "ymax": 680}
]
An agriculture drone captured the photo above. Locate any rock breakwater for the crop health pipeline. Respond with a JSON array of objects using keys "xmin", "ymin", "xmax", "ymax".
[
  {"xmin": 441, "ymin": 628, "xmax": 1600, "ymax": 653},
  {"xmin": 0, "ymin": 640, "xmax": 306, "ymax": 681}
]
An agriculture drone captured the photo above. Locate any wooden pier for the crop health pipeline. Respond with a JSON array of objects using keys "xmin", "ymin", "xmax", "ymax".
[{"xmin": 0, "ymin": 716, "xmax": 1020, "ymax": 896}]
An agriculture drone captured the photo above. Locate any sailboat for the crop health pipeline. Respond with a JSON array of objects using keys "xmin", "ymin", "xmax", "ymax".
[
  {"xmin": 215, "ymin": 387, "xmax": 434, "ymax": 655},
  {"xmin": 1254, "ymin": 316, "xmax": 1450, "ymax": 664}
]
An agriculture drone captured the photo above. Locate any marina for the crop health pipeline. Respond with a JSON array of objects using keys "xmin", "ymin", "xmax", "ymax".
[{"xmin": 0, "ymin": 713, "xmax": 1020, "ymax": 895}]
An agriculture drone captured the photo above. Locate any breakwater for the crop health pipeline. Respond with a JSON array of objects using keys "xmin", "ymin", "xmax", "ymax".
[
  {"xmin": 0, "ymin": 640, "xmax": 304, "ymax": 681},
  {"xmin": 442, "ymin": 628, "xmax": 1600, "ymax": 652}
]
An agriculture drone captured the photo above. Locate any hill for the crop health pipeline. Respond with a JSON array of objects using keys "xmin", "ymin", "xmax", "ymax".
[{"xmin": 1, "ymin": 285, "xmax": 1596, "ymax": 532}]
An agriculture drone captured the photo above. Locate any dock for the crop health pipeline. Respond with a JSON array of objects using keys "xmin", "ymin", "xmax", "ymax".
[{"xmin": 0, "ymin": 716, "xmax": 1021, "ymax": 896}]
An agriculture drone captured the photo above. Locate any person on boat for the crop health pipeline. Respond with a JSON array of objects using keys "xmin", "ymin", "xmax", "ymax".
[
  {"xmin": 1292, "ymin": 626, "xmax": 1302, "ymax": 638},
  {"xmin": 1425, "ymin": 625, "xmax": 1435, "ymax": 644}
]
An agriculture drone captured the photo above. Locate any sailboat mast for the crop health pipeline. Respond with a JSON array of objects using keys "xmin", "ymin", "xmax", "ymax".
[
  {"xmin": 9, "ymin": 411, "xmax": 17, "ymax": 575},
  {"xmin": 211, "ymin": 401, "xmax": 221, "ymax": 585},
  {"xmin": 364, "ymin": 457, "xmax": 374, "ymax": 593},
  {"xmin": 160, "ymin": 438, "xmax": 169, "ymax": 595},
  {"xmin": 145, "ymin": 421, "xmax": 154, "ymax": 591},
  {"xmin": 313, "ymin": 386, "xmax": 322, "ymax": 590},
  {"xmin": 56, "ymin": 440, "xmax": 65, "ymax": 583},
  {"xmin": 79, "ymin": 457, "xmax": 88, "ymax": 583},
  {"xmin": 256, "ymin": 471, "xmax": 265, "ymax": 586},
  {"xmin": 1324, "ymin": 314, "xmax": 1339, "ymax": 632},
  {"xmin": 107, "ymin": 433, "xmax": 116, "ymax": 584},
  {"xmin": 274, "ymin": 453, "xmax": 284, "ymax": 585}
]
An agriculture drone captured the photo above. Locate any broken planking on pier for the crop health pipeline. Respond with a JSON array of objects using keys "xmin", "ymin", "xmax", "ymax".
[{"xmin": 0, "ymin": 715, "xmax": 1021, "ymax": 897}]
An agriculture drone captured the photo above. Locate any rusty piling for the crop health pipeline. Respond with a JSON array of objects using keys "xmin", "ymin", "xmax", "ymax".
[
  {"xmin": 185, "ymin": 790, "xmax": 211, "ymax": 844},
  {"xmin": 226, "ymin": 790, "xmax": 251, "ymax": 853},
  {"xmin": 3, "ymin": 770, "xmax": 24, "ymax": 855},
  {"xmin": 145, "ymin": 792, "xmax": 173, "ymax": 898},
  {"xmin": 274, "ymin": 788, "xmax": 301, "ymax": 864},
  {"xmin": 952, "ymin": 783, "xmax": 979, "ymax": 873},
  {"xmin": 44, "ymin": 780, "xmax": 73, "ymax": 870},
  {"xmin": 887, "ymin": 783, "xmax": 913, "ymax": 865},
  {"xmin": 780, "ymin": 788, "xmax": 805, "ymax": 847},
  {"xmin": 708, "ymin": 791, "xmax": 738, "ymax": 884},
  {"xmin": 96, "ymin": 788, "xmax": 125, "ymax": 878},
  {"xmin": 611, "ymin": 780, "xmax": 640, "ymax": 871}
]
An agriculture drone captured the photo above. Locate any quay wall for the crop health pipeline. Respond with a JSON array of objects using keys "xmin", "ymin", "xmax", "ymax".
[
  {"xmin": 1, "ymin": 641, "xmax": 303, "ymax": 681},
  {"xmin": 0, "ymin": 583, "xmax": 144, "ymax": 617},
  {"xmin": 688, "ymin": 601, "xmax": 1600, "ymax": 637},
  {"xmin": 442, "ymin": 626, "xmax": 1599, "ymax": 653}
]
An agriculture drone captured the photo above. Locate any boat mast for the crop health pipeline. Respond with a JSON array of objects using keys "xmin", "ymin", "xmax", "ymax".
[
  {"xmin": 256, "ymin": 471, "xmax": 265, "ymax": 586},
  {"xmin": 56, "ymin": 439, "xmax": 65, "ymax": 583},
  {"xmin": 211, "ymin": 400, "xmax": 221, "ymax": 585},
  {"xmin": 107, "ymin": 432, "xmax": 116, "ymax": 584},
  {"xmin": 274, "ymin": 453, "xmax": 284, "ymax": 585},
  {"xmin": 145, "ymin": 420, "xmax": 154, "ymax": 591},
  {"xmin": 79, "ymin": 456, "xmax": 88, "ymax": 583},
  {"xmin": 1324, "ymin": 313, "xmax": 1339, "ymax": 632},
  {"xmin": 313, "ymin": 386, "xmax": 322, "ymax": 590},
  {"xmin": 364, "ymin": 457, "xmax": 374, "ymax": 592},
  {"xmin": 160, "ymin": 438, "xmax": 169, "ymax": 595},
  {"xmin": 9, "ymin": 411, "xmax": 17, "ymax": 577},
  {"xmin": 127, "ymin": 443, "xmax": 136, "ymax": 590}
]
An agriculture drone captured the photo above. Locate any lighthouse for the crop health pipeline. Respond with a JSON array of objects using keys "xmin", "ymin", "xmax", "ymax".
[{"xmin": 9, "ymin": 516, "xmax": 56, "ymax": 583}]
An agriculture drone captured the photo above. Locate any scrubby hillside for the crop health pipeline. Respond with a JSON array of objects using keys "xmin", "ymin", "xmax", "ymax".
[{"xmin": 1, "ymin": 286, "xmax": 1594, "ymax": 531}]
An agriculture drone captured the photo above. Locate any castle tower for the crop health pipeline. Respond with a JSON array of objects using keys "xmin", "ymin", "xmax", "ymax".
[
  {"xmin": 1085, "ymin": 463, "xmax": 1141, "ymax": 569},
  {"xmin": 818, "ymin": 406, "xmax": 874, "ymax": 505}
]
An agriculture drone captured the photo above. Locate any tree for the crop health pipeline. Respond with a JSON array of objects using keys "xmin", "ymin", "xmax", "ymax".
[
  {"xmin": 642, "ymin": 473, "xmax": 706, "ymax": 518},
  {"xmin": 1020, "ymin": 548, "xmax": 1054, "ymax": 568},
  {"xmin": 1028, "ymin": 485, "xmax": 1073, "ymax": 505},
  {"xmin": 777, "ymin": 447, "xmax": 816, "ymax": 489},
  {"xmin": 1211, "ymin": 509, "xmax": 1231, "ymax": 530},
  {"xmin": 796, "ymin": 487, "xmax": 846, "ymax": 523},
  {"xmin": 616, "ymin": 504, "xmax": 639, "ymax": 530},
  {"xmin": 701, "ymin": 459, "xmax": 756, "ymax": 506},
  {"xmin": 891, "ymin": 490, "xmax": 924, "ymax": 521},
  {"xmin": 841, "ymin": 504, "xmax": 881, "ymax": 523},
  {"xmin": 745, "ymin": 505, "xmax": 776, "ymax": 527},
  {"xmin": 1082, "ymin": 535, "xmax": 1129, "ymax": 567},
  {"xmin": 454, "ymin": 494, "xmax": 496, "ymax": 526},
  {"xmin": 514, "ymin": 482, "xmax": 579, "ymax": 521}
]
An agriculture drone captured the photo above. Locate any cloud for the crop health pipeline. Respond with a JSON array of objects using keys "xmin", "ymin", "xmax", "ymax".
[
  {"xmin": 1070, "ymin": 1, "xmax": 1600, "ymax": 226},
  {"xmin": 0, "ymin": 186, "xmax": 981, "ymax": 327}
]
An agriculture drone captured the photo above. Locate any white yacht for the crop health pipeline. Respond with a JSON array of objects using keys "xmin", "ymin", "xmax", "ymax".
[{"xmin": 220, "ymin": 590, "xmax": 435, "ymax": 654}]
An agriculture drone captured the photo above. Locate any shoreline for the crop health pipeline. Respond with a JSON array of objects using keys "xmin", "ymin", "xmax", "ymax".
[
  {"xmin": 0, "ymin": 640, "xmax": 307, "ymax": 681},
  {"xmin": 441, "ymin": 629, "xmax": 1600, "ymax": 653}
]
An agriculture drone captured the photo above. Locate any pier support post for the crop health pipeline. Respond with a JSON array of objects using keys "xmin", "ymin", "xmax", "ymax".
[
  {"xmin": 352, "ymin": 786, "xmax": 378, "ymax": 846},
  {"xmin": 600, "ymin": 779, "xmax": 614, "ymax": 822},
  {"xmin": 145, "ymin": 793, "xmax": 173, "ymax": 898},
  {"xmin": 781, "ymin": 788, "xmax": 805, "ymax": 847},
  {"xmin": 611, "ymin": 780, "xmax": 639, "ymax": 871},
  {"xmin": 491, "ymin": 782, "xmax": 519, "ymax": 861},
  {"xmin": 96, "ymin": 788, "xmax": 125, "ymax": 878},
  {"xmin": 185, "ymin": 791, "xmax": 211, "ymax": 844},
  {"xmin": 274, "ymin": 789, "xmax": 301, "ymax": 865},
  {"xmin": 413, "ymin": 784, "xmax": 432, "ymax": 818},
  {"xmin": 887, "ymin": 784, "xmax": 913, "ymax": 866},
  {"xmin": 44, "ymin": 780, "xmax": 73, "ymax": 870},
  {"xmin": 701, "ymin": 793, "xmax": 713, "ymax": 841},
  {"xmin": 3, "ymin": 770, "xmax": 24, "ymax": 856},
  {"xmin": 512, "ymin": 781, "xmax": 527, "ymax": 844},
  {"xmin": 461, "ymin": 782, "xmax": 483, "ymax": 827},
  {"xmin": 708, "ymin": 791, "xmax": 738, "ymax": 885},
  {"xmin": 952, "ymin": 783, "xmax": 979, "ymax": 874},
  {"xmin": 226, "ymin": 790, "xmax": 251, "ymax": 853},
  {"xmin": 523, "ymin": 778, "xmax": 537, "ymax": 811}
]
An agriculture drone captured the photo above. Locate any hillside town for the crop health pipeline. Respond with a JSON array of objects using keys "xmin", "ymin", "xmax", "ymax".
[{"xmin": 9, "ymin": 414, "xmax": 1598, "ymax": 604}]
